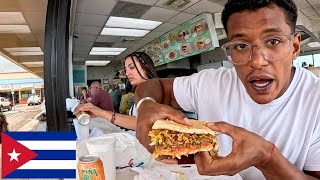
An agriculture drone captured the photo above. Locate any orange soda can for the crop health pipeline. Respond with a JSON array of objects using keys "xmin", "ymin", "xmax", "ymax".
[{"xmin": 78, "ymin": 155, "xmax": 105, "ymax": 180}]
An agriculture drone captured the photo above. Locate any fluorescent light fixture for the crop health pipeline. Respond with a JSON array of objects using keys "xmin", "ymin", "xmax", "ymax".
[
  {"xmin": 89, "ymin": 47, "xmax": 127, "ymax": 56},
  {"xmin": 4, "ymin": 47, "xmax": 42, "ymax": 52},
  {"xmin": 106, "ymin": 16, "xmax": 162, "ymax": 30},
  {"xmin": 10, "ymin": 51, "xmax": 44, "ymax": 56},
  {"xmin": 0, "ymin": 12, "xmax": 27, "ymax": 24},
  {"xmin": 4, "ymin": 47, "xmax": 43, "ymax": 56},
  {"xmin": 89, "ymin": 51, "xmax": 123, "ymax": 55},
  {"xmin": 21, "ymin": 61, "xmax": 44, "ymax": 65},
  {"xmin": 101, "ymin": 27, "xmax": 149, "ymax": 37},
  {"xmin": 85, "ymin": 60, "xmax": 110, "ymax": 66},
  {"xmin": 307, "ymin": 42, "xmax": 320, "ymax": 48},
  {"xmin": 0, "ymin": 25, "xmax": 31, "ymax": 33},
  {"xmin": 91, "ymin": 47, "xmax": 127, "ymax": 52}
]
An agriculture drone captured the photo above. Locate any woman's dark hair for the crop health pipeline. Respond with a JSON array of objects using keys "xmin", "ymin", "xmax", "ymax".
[
  {"xmin": 81, "ymin": 87, "xmax": 87, "ymax": 91},
  {"xmin": 222, "ymin": 0, "xmax": 297, "ymax": 34},
  {"xmin": 124, "ymin": 52, "xmax": 158, "ymax": 80}
]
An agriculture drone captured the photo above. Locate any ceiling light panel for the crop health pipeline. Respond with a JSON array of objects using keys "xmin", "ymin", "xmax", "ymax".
[
  {"xmin": 0, "ymin": 25, "xmax": 31, "ymax": 33},
  {"xmin": 4, "ymin": 47, "xmax": 42, "ymax": 52},
  {"xmin": 0, "ymin": 12, "xmax": 27, "ymax": 24},
  {"xmin": 85, "ymin": 61, "xmax": 110, "ymax": 66},
  {"xmin": 101, "ymin": 27, "xmax": 149, "ymax": 37},
  {"xmin": 91, "ymin": 47, "xmax": 127, "ymax": 52},
  {"xmin": 106, "ymin": 16, "xmax": 162, "ymax": 30},
  {"xmin": 89, "ymin": 47, "xmax": 127, "ymax": 55},
  {"xmin": 21, "ymin": 61, "xmax": 44, "ymax": 65},
  {"xmin": 10, "ymin": 51, "xmax": 44, "ymax": 56},
  {"xmin": 307, "ymin": 42, "xmax": 320, "ymax": 48},
  {"xmin": 89, "ymin": 51, "xmax": 123, "ymax": 55}
]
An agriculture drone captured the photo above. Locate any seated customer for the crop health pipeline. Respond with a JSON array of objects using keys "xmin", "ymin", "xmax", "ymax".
[
  {"xmin": 75, "ymin": 52, "xmax": 158, "ymax": 130},
  {"xmin": 89, "ymin": 81, "xmax": 114, "ymax": 111},
  {"xmin": 119, "ymin": 83, "xmax": 134, "ymax": 115}
]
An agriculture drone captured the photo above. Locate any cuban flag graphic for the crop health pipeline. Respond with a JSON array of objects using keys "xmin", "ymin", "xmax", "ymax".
[{"xmin": 1, "ymin": 132, "xmax": 76, "ymax": 178}]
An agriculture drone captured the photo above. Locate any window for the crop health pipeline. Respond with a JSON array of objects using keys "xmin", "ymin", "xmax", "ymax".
[
  {"xmin": 293, "ymin": 55, "xmax": 313, "ymax": 67},
  {"xmin": 313, "ymin": 54, "xmax": 320, "ymax": 67}
]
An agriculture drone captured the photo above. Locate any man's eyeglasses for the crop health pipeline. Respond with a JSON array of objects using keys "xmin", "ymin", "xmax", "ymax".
[
  {"xmin": 221, "ymin": 34, "xmax": 294, "ymax": 65},
  {"xmin": 89, "ymin": 87, "xmax": 98, "ymax": 90}
]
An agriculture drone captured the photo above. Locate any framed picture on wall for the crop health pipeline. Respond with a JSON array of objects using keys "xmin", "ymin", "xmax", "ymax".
[{"xmin": 102, "ymin": 79, "xmax": 109, "ymax": 84}]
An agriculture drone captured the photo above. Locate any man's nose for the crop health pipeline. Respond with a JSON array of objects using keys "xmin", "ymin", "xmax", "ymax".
[{"xmin": 249, "ymin": 45, "xmax": 268, "ymax": 68}]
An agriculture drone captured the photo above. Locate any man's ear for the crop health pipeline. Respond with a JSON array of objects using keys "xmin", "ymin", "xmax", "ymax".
[{"xmin": 292, "ymin": 33, "xmax": 301, "ymax": 60}]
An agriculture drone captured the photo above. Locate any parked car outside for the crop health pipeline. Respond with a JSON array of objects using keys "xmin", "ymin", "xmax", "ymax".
[
  {"xmin": 27, "ymin": 95, "xmax": 41, "ymax": 105},
  {"xmin": 0, "ymin": 97, "xmax": 12, "ymax": 111}
]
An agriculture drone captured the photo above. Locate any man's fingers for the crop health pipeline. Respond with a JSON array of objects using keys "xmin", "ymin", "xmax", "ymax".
[
  {"xmin": 136, "ymin": 129, "xmax": 154, "ymax": 153},
  {"xmin": 207, "ymin": 122, "xmax": 241, "ymax": 139},
  {"xmin": 163, "ymin": 107, "xmax": 192, "ymax": 126}
]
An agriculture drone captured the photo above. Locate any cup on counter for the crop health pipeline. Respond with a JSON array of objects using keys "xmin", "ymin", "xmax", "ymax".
[
  {"xmin": 73, "ymin": 119, "xmax": 89, "ymax": 141},
  {"xmin": 86, "ymin": 136, "xmax": 116, "ymax": 180}
]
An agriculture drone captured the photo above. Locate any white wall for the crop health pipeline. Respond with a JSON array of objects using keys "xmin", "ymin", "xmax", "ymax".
[
  {"xmin": 87, "ymin": 66, "xmax": 115, "ymax": 87},
  {"xmin": 200, "ymin": 48, "xmax": 226, "ymax": 64}
]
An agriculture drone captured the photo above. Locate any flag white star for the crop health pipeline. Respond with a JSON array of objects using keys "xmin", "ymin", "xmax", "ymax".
[{"xmin": 7, "ymin": 149, "xmax": 21, "ymax": 162}]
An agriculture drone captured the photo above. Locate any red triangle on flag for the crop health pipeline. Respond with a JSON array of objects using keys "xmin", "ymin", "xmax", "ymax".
[{"xmin": 1, "ymin": 132, "xmax": 38, "ymax": 178}]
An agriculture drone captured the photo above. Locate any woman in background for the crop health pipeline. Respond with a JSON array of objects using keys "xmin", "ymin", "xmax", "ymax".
[
  {"xmin": 79, "ymin": 87, "xmax": 90, "ymax": 104},
  {"xmin": 75, "ymin": 52, "xmax": 158, "ymax": 130}
]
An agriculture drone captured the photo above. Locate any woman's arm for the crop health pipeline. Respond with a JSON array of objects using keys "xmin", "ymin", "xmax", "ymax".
[
  {"xmin": 100, "ymin": 110, "xmax": 136, "ymax": 130},
  {"xmin": 74, "ymin": 103, "xmax": 137, "ymax": 130}
]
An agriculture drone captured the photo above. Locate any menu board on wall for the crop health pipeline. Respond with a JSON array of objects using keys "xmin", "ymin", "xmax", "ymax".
[{"xmin": 139, "ymin": 13, "xmax": 219, "ymax": 67}]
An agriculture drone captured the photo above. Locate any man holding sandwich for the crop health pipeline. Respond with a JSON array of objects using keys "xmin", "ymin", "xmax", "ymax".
[{"xmin": 134, "ymin": 0, "xmax": 320, "ymax": 179}]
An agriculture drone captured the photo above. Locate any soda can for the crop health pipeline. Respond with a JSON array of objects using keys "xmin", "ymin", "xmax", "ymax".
[
  {"xmin": 76, "ymin": 111, "xmax": 91, "ymax": 126},
  {"xmin": 78, "ymin": 155, "xmax": 105, "ymax": 180}
]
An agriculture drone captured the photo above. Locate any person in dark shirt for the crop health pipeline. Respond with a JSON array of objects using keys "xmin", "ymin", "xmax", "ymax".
[{"xmin": 89, "ymin": 81, "xmax": 114, "ymax": 111}]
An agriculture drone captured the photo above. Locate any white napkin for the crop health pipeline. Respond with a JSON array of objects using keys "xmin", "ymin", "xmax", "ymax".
[{"xmin": 132, "ymin": 165, "xmax": 243, "ymax": 180}]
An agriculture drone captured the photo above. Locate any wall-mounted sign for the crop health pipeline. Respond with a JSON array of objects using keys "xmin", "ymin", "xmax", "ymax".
[
  {"xmin": 73, "ymin": 70, "xmax": 85, "ymax": 83},
  {"xmin": 139, "ymin": 13, "xmax": 219, "ymax": 67}
]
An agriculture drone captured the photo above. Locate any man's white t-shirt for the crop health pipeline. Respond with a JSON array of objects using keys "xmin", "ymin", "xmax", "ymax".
[{"xmin": 173, "ymin": 67, "xmax": 320, "ymax": 179}]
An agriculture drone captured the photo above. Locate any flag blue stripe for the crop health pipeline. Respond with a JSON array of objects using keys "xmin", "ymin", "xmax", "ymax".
[
  {"xmin": 5, "ymin": 169, "xmax": 76, "ymax": 178},
  {"xmin": 5, "ymin": 132, "xmax": 76, "ymax": 140},
  {"xmin": 33, "ymin": 150, "xmax": 76, "ymax": 160}
]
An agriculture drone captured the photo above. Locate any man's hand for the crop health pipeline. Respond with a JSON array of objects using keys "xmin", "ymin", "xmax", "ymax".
[
  {"xmin": 74, "ymin": 103, "xmax": 104, "ymax": 118},
  {"xmin": 136, "ymin": 100, "xmax": 192, "ymax": 153},
  {"xmin": 194, "ymin": 122, "xmax": 273, "ymax": 176}
]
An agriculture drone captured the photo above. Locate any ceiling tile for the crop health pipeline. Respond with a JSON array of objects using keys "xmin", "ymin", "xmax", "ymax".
[
  {"xmin": 154, "ymin": 23, "xmax": 178, "ymax": 32},
  {"xmin": 74, "ymin": 25, "xmax": 102, "ymax": 35},
  {"xmin": 73, "ymin": 57, "xmax": 86, "ymax": 62},
  {"xmin": 96, "ymin": 35, "xmax": 120, "ymax": 42},
  {"xmin": 306, "ymin": 0, "xmax": 320, "ymax": 6},
  {"xmin": 73, "ymin": 34, "xmax": 97, "ymax": 42},
  {"xmin": 301, "ymin": 7, "xmax": 317, "ymax": 17},
  {"xmin": 155, "ymin": 0, "xmax": 200, "ymax": 11},
  {"xmin": 293, "ymin": 0, "xmax": 311, "ymax": 9},
  {"xmin": 136, "ymin": 37, "xmax": 153, "ymax": 45},
  {"xmin": 93, "ymin": 42, "xmax": 115, "ymax": 47},
  {"xmin": 73, "ymin": 53, "xmax": 88, "ymax": 58},
  {"xmin": 73, "ymin": 40, "xmax": 95, "ymax": 47},
  {"xmin": 141, "ymin": 7, "xmax": 180, "ymax": 22},
  {"xmin": 207, "ymin": 0, "xmax": 227, "ymax": 6},
  {"xmin": 73, "ymin": 46, "xmax": 92, "ymax": 52},
  {"xmin": 111, "ymin": 1, "xmax": 151, "ymax": 19},
  {"xmin": 87, "ymin": 55, "xmax": 110, "ymax": 60},
  {"xmin": 75, "ymin": 13, "xmax": 108, "ymax": 27},
  {"xmin": 184, "ymin": 0, "xmax": 223, "ymax": 15},
  {"xmin": 144, "ymin": 31, "xmax": 164, "ymax": 39},
  {"xmin": 77, "ymin": 0, "xmax": 117, "ymax": 15},
  {"xmin": 112, "ymin": 42, "xmax": 134, "ymax": 48},
  {"xmin": 120, "ymin": 0, "xmax": 158, "ymax": 6},
  {"xmin": 167, "ymin": 12, "xmax": 196, "ymax": 24}
]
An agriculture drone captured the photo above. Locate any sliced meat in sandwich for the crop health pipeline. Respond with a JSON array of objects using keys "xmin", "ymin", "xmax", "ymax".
[{"xmin": 149, "ymin": 119, "xmax": 219, "ymax": 159}]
